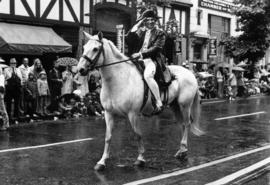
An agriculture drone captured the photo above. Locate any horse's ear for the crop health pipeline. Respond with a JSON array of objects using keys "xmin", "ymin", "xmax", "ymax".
[
  {"xmin": 83, "ymin": 31, "xmax": 92, "ymax": 41},
  {"xmin": 98, "ymin": 31, "xmax": 103, "ymax": 41}
]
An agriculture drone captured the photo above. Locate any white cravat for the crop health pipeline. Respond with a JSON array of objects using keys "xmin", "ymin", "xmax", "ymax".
[{"xmin": 140, "ymin": 29, "xmax": 151, "ymax": 52}]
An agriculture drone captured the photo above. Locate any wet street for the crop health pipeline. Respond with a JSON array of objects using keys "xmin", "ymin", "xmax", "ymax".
[{"xmin": 0, "ymin": 96, "xmax": 270, "ymax": 185}]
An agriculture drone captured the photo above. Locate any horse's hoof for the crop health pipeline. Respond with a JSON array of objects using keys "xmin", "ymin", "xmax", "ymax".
[
  {"xmin": 174, "ymin": 150, "xmax": 188, "ymax": 161},
  {"xmin": 94, "ymin": 163, "xmax": 106, "ymax": 171},
  {"xmin": 134, "ymin": 160, "xmax": 145, "ymax": 167}
]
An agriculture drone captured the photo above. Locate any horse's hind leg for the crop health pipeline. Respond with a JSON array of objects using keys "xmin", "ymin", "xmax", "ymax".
[
  {"xmin": 94, "ymin": 111, "xmax": 115, "ymax": 171},
  {"xmin": 174, "ymin": 103, "xmax": 191, "ymax": 161},
  {"xmin": 128, "ymin": 112, "xmax": 145, "ymax": 167}
]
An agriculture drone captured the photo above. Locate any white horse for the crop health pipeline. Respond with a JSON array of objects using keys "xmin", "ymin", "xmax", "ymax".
[{"xmin": 77, "ymin": 32, "xmax": 204, "ymax": 171}]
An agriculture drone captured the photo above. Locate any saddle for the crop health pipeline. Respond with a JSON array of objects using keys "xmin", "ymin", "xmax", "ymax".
[{"xmin": 133, "ymin": 59, "xmax": 175, "ymax": 115}]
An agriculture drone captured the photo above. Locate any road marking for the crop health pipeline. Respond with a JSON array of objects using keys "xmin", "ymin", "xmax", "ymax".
[
  {"xmin": 214, "ymin": 111, "xmax": 266, "ymax": 121},
  {"xmin": 206, "ymin": 156, "xmax": 270, "ymax": 185},
  {"xmin": 123, "ymin": 144, "xmax": 270, "ymax": 185},
  {"xmin": 0, "ymin": 138, "xmax": 94, "ymax": 153}
]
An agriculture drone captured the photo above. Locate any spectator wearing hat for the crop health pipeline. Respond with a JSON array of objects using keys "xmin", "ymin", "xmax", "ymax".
[
  {"xmin": 126, "ymin": 8, "xmax": 166, "ymax": 114},
  {"xmin": 37, "ymin": 71, "xmax": 50, "ymax": 116},
  {"xmin": 4, "ymin": 58, "xmax": 22, "ymax": 120},
  {"xmin": 0, "ymin": 58, "xmax": 9, "ymax": 130}
]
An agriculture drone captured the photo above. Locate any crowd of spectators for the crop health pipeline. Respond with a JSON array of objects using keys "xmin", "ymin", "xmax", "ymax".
[
  {"xmin": 191, "ymin": 63, "xmax": 270, "ymax": 101},
  {"xmin": 0, "ymin": 57, "xmax": 103, "ymax": 130}
]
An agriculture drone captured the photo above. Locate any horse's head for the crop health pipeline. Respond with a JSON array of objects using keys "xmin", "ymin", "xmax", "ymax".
[{"xmin": 77, "ymin": 31, "xmax": 104, "ymax": 76}]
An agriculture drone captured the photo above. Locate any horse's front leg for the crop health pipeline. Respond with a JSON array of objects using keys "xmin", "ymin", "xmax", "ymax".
[
  {"xmin": 94, "ymin": 111, "xmax": 115, "ymax": 171},
  {"xmin": 128, "ymin": 112, "xmax": 145, "ymax": 167}
]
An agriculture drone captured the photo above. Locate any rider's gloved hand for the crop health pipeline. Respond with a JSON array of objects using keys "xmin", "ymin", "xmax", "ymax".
[
  {"xmin": 131, "ymin": 52, "xmax": 142, "ymax": 60},
  {"xmin": 131, "ymin": 18, "xmax": 145, "ymax": 32}
]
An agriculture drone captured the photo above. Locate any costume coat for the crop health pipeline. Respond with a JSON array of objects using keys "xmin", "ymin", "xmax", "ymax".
[{"xmin": 126, "ymin": 27, "xmax": 166, "ymax": 71}]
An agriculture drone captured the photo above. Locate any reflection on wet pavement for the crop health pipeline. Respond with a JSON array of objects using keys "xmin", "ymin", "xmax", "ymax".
[{"xmin": 0, "ymin": 97, "xmax": 269, "ymax": 184}]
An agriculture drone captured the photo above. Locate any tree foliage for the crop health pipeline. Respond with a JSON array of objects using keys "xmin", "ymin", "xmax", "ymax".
[{"xmin": 220, "ymin": 0, "xmax": 270, "ymax": 64}]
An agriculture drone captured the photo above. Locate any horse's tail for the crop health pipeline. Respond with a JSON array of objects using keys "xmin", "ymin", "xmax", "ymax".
[{"xmin": 190, "ymin": 89, "xmax": 205, "ymax": 136}]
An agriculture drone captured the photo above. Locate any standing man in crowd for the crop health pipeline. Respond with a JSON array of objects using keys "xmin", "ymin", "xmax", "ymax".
[
  {"xmin": 126, "ymin": 9, "xmax": 166, "ymax": 114},
  {"xmin": 18, "ymin": 58, "xmax": 31, "ymax": 115},
  {"xmin": 0, "ymin": 57, "xmax": 9, "ymax": 130},
  {"xmin": 4, "ymin": 58, "xmax": 22, "ymax": 121},
  {"xmin": 48, "ymin": 60, "xmax": 62, "ymax": 113}
]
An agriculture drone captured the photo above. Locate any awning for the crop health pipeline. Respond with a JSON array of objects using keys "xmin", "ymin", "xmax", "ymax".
[
  {"xmin": 190, "ymin": 31, "xmax": 210, "ymax": 39},
  {"xmin": 0, "ymin": 22, "xmax": 72, "ymax": 55}
]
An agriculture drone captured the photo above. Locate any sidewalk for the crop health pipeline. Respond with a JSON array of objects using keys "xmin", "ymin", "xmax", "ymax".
[
  {"xmin": 201, "ymin": 93, "xmax": 269, "ymax": 104},
  {"xmin": 4, "ymin": 94, "xmax": 269, "ymax": 130}
]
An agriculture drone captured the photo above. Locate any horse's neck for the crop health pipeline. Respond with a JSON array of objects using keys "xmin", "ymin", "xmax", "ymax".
[{"xmin": 99, "ymin": 48, "xmax": 135, "ymax": 90}]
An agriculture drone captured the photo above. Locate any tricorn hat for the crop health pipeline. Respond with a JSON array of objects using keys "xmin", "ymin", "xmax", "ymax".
[{"xmin": 136, "ymin": 9, "xmax": 161, "ymax": 22}]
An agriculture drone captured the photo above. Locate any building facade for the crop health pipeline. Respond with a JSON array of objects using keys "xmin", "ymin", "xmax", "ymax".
[
  {"xmin": 0, "ymin": 0, "xmax": 94, "ymax": 69},
  {"xmin": 189, "ymin": 0, "xmax": 239, "ymax": 66}
]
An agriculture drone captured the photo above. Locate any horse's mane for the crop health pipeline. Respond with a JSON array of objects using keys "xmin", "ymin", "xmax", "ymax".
[{"xmin": 103, "ymin": 38, "xmax": 128, "ymax": 61}]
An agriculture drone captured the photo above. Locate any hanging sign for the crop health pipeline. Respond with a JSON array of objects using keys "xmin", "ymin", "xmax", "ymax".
[{"xmin": 209, "ymin": 37, "xmax": 217, "ymax": 57}]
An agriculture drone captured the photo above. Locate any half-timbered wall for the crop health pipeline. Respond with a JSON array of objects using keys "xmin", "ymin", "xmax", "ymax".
[{"xmin": 0, "ymin": 0, "xmax": 91, "ymax": 25}]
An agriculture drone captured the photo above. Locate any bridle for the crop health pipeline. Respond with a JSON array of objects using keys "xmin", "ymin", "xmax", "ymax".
[
  {"xmin": 81, "ymin": 39, "xmax": 136, "ymax": 70},
  {"xmin": 81, "ymin": 39, "xmax": 104, "ymax": 70}
]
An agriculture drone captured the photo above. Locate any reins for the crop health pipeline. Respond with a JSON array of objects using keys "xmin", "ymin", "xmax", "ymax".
[
  {"xmin": 95, "ymin": 58, "xmax": 136, "ymax": 69},
  {"xmin": 81, "ymin": 38, "xmax": 137, "ymax": 70}
]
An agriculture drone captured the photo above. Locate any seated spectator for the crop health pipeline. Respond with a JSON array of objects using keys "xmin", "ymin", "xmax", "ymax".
[
  {"xmin": 58, "ymin": 96, "xmax": 72, "ymax": 118},
  {"xmin": 84, "ymin": 93, "xmax": 103, "ymax": 116},
  {"xmin": 58, "ymin": 92, "xmax": 85, "ymax": 118},
  {"xmin": 260, "ymin": 80, "xmax": 270, "ymax": 94},
  {"xmin": 88, "ymin": 75, "xmax": 101, "ymax": 93}
]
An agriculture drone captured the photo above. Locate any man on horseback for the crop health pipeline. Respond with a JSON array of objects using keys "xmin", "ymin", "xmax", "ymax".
[{"xmin": 126, "ymin": 9, "xmax": 166, "ymax": 114}]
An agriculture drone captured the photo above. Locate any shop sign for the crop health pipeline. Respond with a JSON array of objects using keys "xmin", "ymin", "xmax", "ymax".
[
  {"xmin": 199, "ymin": 0, "xmax": 236, "ymax": 13},
  {"xmin": 209, "ymin": 37, "xmax": 217, "ymax": 57}
]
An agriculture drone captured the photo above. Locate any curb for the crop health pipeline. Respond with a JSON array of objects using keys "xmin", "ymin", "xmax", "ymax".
[
  {"xmin": 201, "ymin": 94, "xmax": 269, "ymax": 104},
  {"xmin": 206, "ymin": 157, "xmax": 270, "ymax": 185}
]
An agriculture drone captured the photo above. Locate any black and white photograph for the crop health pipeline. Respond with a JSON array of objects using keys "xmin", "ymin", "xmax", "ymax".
[{"xmin": 0, "ymin": 0, "xmax": 270, "ymax": 184}]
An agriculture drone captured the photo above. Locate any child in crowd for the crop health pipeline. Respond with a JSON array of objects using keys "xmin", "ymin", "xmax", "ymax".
[
  {"xmin": 37, "ymin": 71, "xmax": 50, "ymax": 116},
  {"xmin": 25, "ymin": 73, "xmax": 38, "ymax": 118}
]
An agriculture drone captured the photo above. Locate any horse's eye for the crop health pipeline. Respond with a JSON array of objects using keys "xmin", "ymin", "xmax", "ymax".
[{"xmin": 93, "ymin": 48, "xmax": 98, "ymax": 52}]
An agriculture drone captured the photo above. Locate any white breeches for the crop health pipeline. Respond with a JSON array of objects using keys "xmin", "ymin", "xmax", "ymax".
[{"xmin": 143, "ymin": 59, "xmax": 162, "ymax": 105}]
